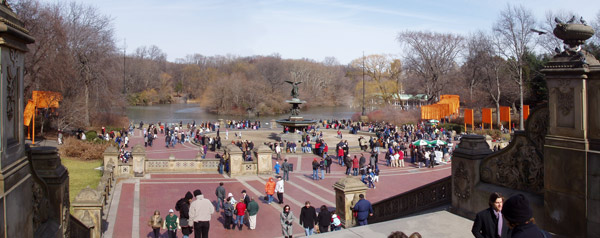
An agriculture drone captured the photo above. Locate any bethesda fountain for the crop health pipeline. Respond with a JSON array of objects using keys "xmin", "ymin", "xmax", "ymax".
[{"xmin": 276, "ymin": 80, "xmax": 317, "ymax": 142}]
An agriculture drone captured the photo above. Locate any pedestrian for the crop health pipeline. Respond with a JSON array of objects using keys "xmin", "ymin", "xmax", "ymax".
[
  {"xmin": 299, "ymin": 201, "xmax": 318, "ymax": 236},
  {"xmin": 164, "ymin": 209, "xmax": 179, "ymax": 238},
  {"xmin": 241, "ymin": 190, "xmax": 251, "ymax": 205},
  {"xmin": 352, "ymin": 194, "xmax": 373, "ymax": 226},
  {"xmin": 325, "ymin": 155, "xmax": 332, "ymax": 174},
  {"xmin": 317, "ymin": 205, "xmax": 331, "ymax": 233},
  {"xmin": 175, "ymin": 191, "xmax": 193, "ymax": 238},
  {"xmin": 189, "ymin": 189, "xmax": 215, "ymax": 238},
  {"xmin": 234, "ymin": 197, "xmax": 247, "ymax": 230},
  {"xmin": 472, "ymin": 192, "xmax": 508, "ymax": 238},
  {"xmin": 280, "ymin": 205, "xmax": 296, "ymax": 238},
  {"xmin": 274, "ymin": 161, "xmax": 281, "ymax": 175},
  {"xmin": 282, "ymin": 159, "xmax": 290, "ymax": 181},
  {"xmin": 218, "ymin": 154, "xmax": 224, "ymax": 174},
  {"xmin": 276, "ymin": 143, "xmax": 282, "ymax": 160},
  {"xmin": 429, "ymin": 149, "xmax": 435, "ymax": 168},
  {"xmin": 246, "ymin": 197, "xmax": 259, "ymax": 230},
  {"xmin": 265, "ymin": 177, "xmax": 276, "ymax": 204},
  {"xmin": 276, "ymin": 176, "xmax": 285, "ymax": 204},
  {"xmin": 502, "ymin": 194, "xmax": 549, "ymax": 238},
  {"xmin": 345, "ymin": 156, "xmax": 352, "ymax": 175},
  {"xmin": 330, "ymin": 213, "xmax": 342, "ymax": 231},
  {"xmin": 57, "ymin": 130, "xmax": 63, "ymax": 145},
  {"xmin": 352, "ymin": 156, "xmax": 359, "ymax": 176},
  {"xmin": 312, "ymin": 158, "xmax": 320, "ymax": 180},
  {"xmin": 215, "ymin": 182, "xmax": 226, "ymax": 212},
  {"xmin": 148, "ymin": 210, "xmax": 163, "ymax": 238},
  {"xmin": 319, "ymin": 158, "xmax": 325, "ymax": 179},
  {"xmin": 223, "ymin": 197, "xmax": 234, "ymax": 229}
]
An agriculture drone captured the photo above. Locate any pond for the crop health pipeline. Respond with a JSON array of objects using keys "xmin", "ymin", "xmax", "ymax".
[{"xmin": 126, "ymin": 103, "xmax": 358, "ymax": 124}]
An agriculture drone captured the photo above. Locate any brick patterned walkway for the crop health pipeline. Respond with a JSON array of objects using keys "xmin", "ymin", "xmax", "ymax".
[{"xmin": 105, "ymin": 129, "xmax": 451, "ymax": 238}]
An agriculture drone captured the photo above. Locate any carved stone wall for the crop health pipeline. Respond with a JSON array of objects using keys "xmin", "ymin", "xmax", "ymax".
[
  {"xmin": 479, "ymin": 107, "xmax": 548, "ymax": 195},
  {"xmin": 369, "ymin": 177, "xmax": 451, "ymax": 224}
]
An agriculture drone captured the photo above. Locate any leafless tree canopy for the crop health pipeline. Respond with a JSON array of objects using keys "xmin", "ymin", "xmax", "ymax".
[{"xmin": 397, "ymin": 31, "xmax": 463, "ymax": 102}]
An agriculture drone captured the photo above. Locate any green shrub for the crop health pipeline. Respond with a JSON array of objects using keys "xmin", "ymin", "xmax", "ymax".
[
  {"xmin": 85, "ymin": 131, "xmax": 98, "ymax": 142},
  {"xmin": 440, "ymin": 123, "xmax": 464, "ymax": 134}
]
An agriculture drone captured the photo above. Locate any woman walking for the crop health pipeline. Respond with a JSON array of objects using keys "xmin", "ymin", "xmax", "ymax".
[
  {"xmin": 280, "ymin": 205, "xmax": 296, "ymax": 238},
  {"xmin": 148, "ymin": 210, "xmax": 163, "ymax": 238}
]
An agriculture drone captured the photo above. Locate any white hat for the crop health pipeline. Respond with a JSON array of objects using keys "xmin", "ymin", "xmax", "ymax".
[
  {"xmin": 228, "ymin": 192, "xmax": 233, "ymax": 197},
  {"xmin": 169, "ymin": 209, "xmax": 174, "ymax": 213}
]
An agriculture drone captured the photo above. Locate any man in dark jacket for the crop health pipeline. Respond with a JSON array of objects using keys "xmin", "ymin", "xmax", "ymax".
[
  {"xmin": 353, "ymin": 194, "xmax": 373, "ymax": 226},
  {"xmin": 299, "ymin": 201, "xmax": 317, "ymax": 236},
  {"xmin": 282, "ymin": 159, "xmax": 290, "ymax": 181},
  {"xmin": 472, "ymin": 192, "xmax": 509, "ymax": 238},
  {"xmin": 502, "ymin": 194, "xmax": 548, "ymax": 238}
]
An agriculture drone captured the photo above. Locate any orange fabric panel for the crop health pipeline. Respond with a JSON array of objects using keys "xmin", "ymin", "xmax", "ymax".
[
  {"xmin": 500, "ymin": 106, "xmax": 511, "ymax": 122},
  {"xmin": 482, "ymin": 108, "xmax": 492, "ymax": 125},
  {"xmin": 523, "ymin": 105, "xmax": 530, "ymax": 121},
  {"xmin": 24, "ymin": 100, "xmax": 35, "ymax": 126},
  {"xmin": 439, "ymin": 95, "xmax": 460, "ymax": 114},
  {"xmin": 32, "ymin": 91, "xmax": 62, "ymax": 108},
  {"xmin": 464, "ymin": 109, "xmax": 474, "ymax": 125}
]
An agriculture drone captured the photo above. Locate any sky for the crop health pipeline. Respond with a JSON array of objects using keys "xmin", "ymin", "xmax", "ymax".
[{"xmin": 38, "ymin": 0, "xmax": 600, "ymax": 64}]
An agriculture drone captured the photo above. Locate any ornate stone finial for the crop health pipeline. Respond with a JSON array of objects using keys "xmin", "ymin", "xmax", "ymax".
[{"xmin": 553, "ymin": 23, "xmax": 595, "ymax": 48}]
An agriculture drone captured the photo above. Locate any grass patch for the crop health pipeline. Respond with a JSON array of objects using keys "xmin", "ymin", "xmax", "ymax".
[{"xmin": 62, "ymin": 157, "xmax": 103, "ymax": 211}]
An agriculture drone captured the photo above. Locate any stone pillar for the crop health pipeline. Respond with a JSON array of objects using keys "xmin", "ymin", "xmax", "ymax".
[
  {"xmin": 270, "ymin": 119, "xmax": 277, "ymax": 129},
  {"xmin": 72, "ymin": 187, "xmax": 103, "ymax": 238},
  {"xmin": 227, "ymin": 144, "xmax": 243, "ymax": 177},
  {"xmin": 333, "ymin": 176, "xmax": 368, "ymax": 228},
  {"xmin": 0, "ymin": 3, "xmax": 36, "ymax": 237},
  {"xmin": 132, "ymin": 145, "xmax": 145, "ymax": 177},
  {"xmin": 541, "ymin": 37, "xmax": 600, "ymax": 236},
  {"xmin": 30, "ymin": 146, "xmax": 70, "ymax": 238},
  {"xmin": 102, "ymin": 145, "xmax": 118, "ymax": 167},
  {"xmin": 450, "ymin": 135, "xmax": 492, "ymax": 219},
  {"xmin": 256, "ymin": 145, "xmax": 273, "ymax": 175},
  {"xmin": 588, "ymin": 65, "xmax": 600, "ymax": 237}
]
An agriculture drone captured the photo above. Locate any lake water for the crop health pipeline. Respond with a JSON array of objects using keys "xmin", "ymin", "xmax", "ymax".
[{"xmin": 126, "ymin": 103, "xmax": 358, "ymax": 123}]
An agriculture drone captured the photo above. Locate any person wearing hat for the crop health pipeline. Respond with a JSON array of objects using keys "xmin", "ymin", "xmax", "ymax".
[
  {"xmin": 164, "ymin": 209, "xmax": 179, "ymax": 238},
  {"xmin": 175, "ymin": 191, "xmax": 194, "ymax": 238},
  {"xmin": 471, "ymin": 192, "xmax": 509, "ymax": 238},
  {"xmin": 189, "ymin": 189, "xmax": 215, "ymax": 238},
  {"xmin": 502, "ymin": 194, "xmax": 548, "ymax": 238}
]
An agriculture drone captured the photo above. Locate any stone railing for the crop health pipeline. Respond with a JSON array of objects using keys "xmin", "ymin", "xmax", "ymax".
[
  {"xmin": 145, "ymin": 159, "xmax": 221, "ymax": 173},
  {"xmin": 368, "ymin": 176, "xmax": 452, "ymax": 224},
  {"xmin": 71, "ymin": 160, "xmax": 115, "ymax": 238},
  {"xmin": 69, "ymin": 214, "xmax": 91, "ymax": 238}
]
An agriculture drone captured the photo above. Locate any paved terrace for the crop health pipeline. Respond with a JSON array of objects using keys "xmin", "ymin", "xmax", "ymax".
[{"xmin": 104, "ymin": 128, "xmax": 453, "ymax": 238}]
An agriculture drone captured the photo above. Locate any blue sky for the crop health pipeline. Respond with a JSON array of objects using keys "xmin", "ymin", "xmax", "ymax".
[{"xmin": 39, "ymin": 0, "xmax": 600, "ymax": 64}]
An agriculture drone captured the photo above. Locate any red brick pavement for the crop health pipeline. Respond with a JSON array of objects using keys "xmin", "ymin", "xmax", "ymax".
[{"xmin": 108, "ymin": 129, "xmax": 452, "ymax": 237}]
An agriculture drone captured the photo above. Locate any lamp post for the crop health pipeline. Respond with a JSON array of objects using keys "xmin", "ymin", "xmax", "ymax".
[{"xmin": 362, "ymin": 52, "xmax": 366, "ymax": 116}]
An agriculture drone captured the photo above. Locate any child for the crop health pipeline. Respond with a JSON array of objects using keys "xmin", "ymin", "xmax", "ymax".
[
  {"xmin": 274, "ymin": 161, "xmax": 281, "ymax": 175},
  {"xmin": 331, "ymin": 213, "xmax": 342, "ymax": 231},
  {"xmin": 164, "ymin": 209, "xmax": 179, "ymax": 238}
]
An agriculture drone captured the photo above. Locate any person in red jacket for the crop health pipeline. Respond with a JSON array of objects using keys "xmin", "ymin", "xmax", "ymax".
[
  {"xmin": 323, "ymin": 143, "xmax": 329, "ymax": 158},
  {"xmin": 235, "ymin": 199, "xmax": 247, "ymax": 230},
  {"xmin": 352, "ymin": 156, "xmax": 359, "ymax": 176},
  {"xmin": 337, "ymin": 146, "xmax": 345, "ymax": 166}
]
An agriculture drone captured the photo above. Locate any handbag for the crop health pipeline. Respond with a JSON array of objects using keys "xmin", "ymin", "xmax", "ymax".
[{"xmin": 353, "ymin": 211, "xmax": 358, "ymax": 218}]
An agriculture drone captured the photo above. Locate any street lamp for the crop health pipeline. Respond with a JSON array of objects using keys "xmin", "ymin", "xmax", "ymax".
[{"xmin": 362, "ymin": 52, "xmax": 366, "ymax": 116}]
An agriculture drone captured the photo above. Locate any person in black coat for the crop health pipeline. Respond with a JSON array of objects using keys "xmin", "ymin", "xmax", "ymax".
[
  {"xmin": 472, "ymin": 192, "xmax": 509, "ymax": 238},
  {"xmin": 316, "ymin": 205, "xmax": 331, "ymax": 233},
  {"xmin": 299, "ymin": 201, "xmax": 317, "ymax": 236},
  {"xmin": 502, "ymin": 194, "xmax": 549, "ymax": 238},
  {"xmin": 175, "ymin": 191, "xmax": 194, "ymax": 237}
]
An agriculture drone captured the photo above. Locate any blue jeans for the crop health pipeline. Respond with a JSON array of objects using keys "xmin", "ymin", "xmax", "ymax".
[
  {"xmin": 304, "ymin": 227, "xmax": 314, "ymax": 236},
  {"xmin": 219, "ymin": 164, "xmax": 223, "ymax": 174},
  {"xmin": 353, "ymin": 168, "xmax": 358, "ymax": 176},
  {"xmin": 320, "ymin": 169, "xmax": 324, "ymax": 179},
  {"xmin": 216, "ymin": 198, "xmax": 224, "ymax": 212},
  {"xmin": 338, "ymin": 156, "xmax": 344, "ymax": 166},
  {"xmin": 235, "ymin": 215, "xmax": 244, "ymax": 226},
  {"xmin": 358, "ymin": 219, "xmax": 368, "ymax": 226},
  {"xmin": 312, "ymin": 169, "xmax": 319, "ymax": 180},
  {"xmin": 267, "ymin": 194, "xmax": 273, "ymax": 203}
]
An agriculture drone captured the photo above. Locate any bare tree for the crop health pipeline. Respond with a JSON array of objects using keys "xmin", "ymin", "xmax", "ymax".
[
  {"xmin": 593, "ymin": 11, "xmax": 600, "ymax": 44},
  {"xmin": 493, "ymin": 4, "xmax": 537, "ymax": 130},
  {"xmin": 462, "ymin": 31, "xmax": 489, "ymax": 106},
  {"xmin": 397, "ymin": 31, "xmax": 463, "ymax": 102},
  {"xmin": 350, "ymin": 54, "xmax": 402, "ymax": 105}
]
